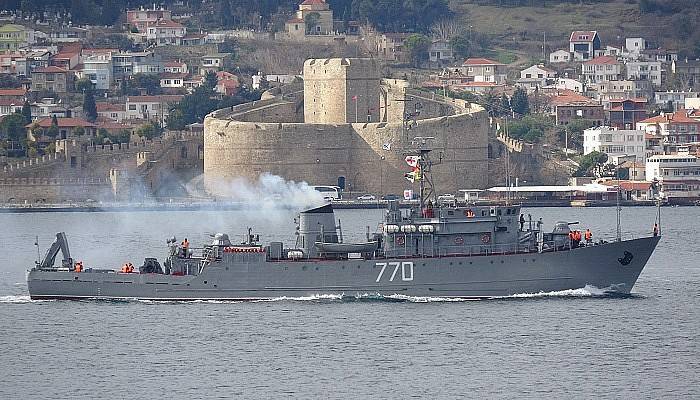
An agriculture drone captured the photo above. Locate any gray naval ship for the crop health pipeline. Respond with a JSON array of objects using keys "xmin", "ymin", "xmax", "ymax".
[{"xmin": 27, "ymin": 142, "xmax": 661, "ymax": 301}]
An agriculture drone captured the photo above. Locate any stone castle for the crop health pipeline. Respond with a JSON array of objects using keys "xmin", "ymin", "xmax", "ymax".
[
  {"xmin": 0, "ymin": 131, "xmax": 203, "ymax": 203},
  {"xmin": 204, "ymin": 57, "xmax": 491, "ymax": 196}
]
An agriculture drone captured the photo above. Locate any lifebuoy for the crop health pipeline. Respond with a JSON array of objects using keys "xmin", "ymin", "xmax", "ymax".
[
  {"xmin": 454, "ymin": 236, "xmax": 464, "ymax": 245},
  {"xmin": 395, "ymin": 236, "xmax": 405, "ymax": 245},
  {"xmin": 481, "ymin": 233, "xmax": 491, "ymax": 243}
]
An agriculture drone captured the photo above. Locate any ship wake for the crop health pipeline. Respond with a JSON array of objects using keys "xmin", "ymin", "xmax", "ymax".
[{"xmin": 500, "ymin": 284, "xmax": 632, "ymax": 299}]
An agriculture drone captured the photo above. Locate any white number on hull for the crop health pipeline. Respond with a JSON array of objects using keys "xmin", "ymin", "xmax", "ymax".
[{"xmin": 375, "ymin": 262, "xmax": 413, "ymax": 282}]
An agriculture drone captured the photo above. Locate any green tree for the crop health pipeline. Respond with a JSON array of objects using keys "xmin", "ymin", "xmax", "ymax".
[
  {"xmin": 0, "ymin": 74, "xmax": 20, "ymax": 88},
  {"xmin": 575, "ymin": 150, "xmax": 609, "ymax": 177},
  {"xmin": 204, "ymin": 71, "xmax": 218, "ymax": 91},
  {"xmin": 21, "ymin": 100, "xmax": 32, "ymax": 124},
  {"xmin": 46, "ymin": 116, "xmax": 60, "ymax": 139},
  {"xmin": 218, "ymin": 38, "xmax": 238, "ymax": 55},
  {"xmin": 131, "ymin": 73, "xmax": 162, "ymax": 95},
  {"xmin": 76, "ymin": 77, "xmax": 94, "ymax": 93},
  {"xmin": 0, "ymin": 113, "xmax": 27, "ymax": 143},
  {"xmin": 510, "ymin": 87, "xmax": 530, "ymax": 116},
  {"xmin": 404, "ymin": 34, "xmax": 432, "ymax": 67},
  {"xmin": 304, "ymin": 12, "xmax": 320, "ymax": 34},
  {"xmin": 83, "ymin": 90, "xmax": 97, "ymax": 122},
  {"xmin": 136, "ymin": 122, "xmax": 162, "ymax": 140},
  {"xmin": 73, "ymin": 126, "xmax": 85, "ymax": 137},
  {"xmin": 99, "ymin": 0, "xmax": 120, "ymax": 25}
]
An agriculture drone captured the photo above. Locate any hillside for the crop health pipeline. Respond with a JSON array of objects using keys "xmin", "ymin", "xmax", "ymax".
[{"xmin": 450, "ymin": 0, "xmax": 700, "ymax": 60}]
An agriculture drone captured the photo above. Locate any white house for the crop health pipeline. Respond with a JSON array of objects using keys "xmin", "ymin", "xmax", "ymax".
[
  {"xmin": 549, "ymin": 49, "xmax": 571, "ymax": 64},
  {"xmin": 125, "ymin": 95, "xmax": 183, "ymax": 122},
  {"xmin": 582, "ymin": 56, "xmax": 622, "ymax": 84},
  {"xmin": 80, "ymin": 50, "xmax": 114, "ymax": 90},
  {"xmin": 428, "ymin": 39, "xmax": 453, "ymax": 63},
  {"xmin": 645, "ymin": 153, "xmax": 700, "ymax": 200},
  {"xmin": 201, "ymin": 53, "xmax": 230, "ymax": 74},
  {"xmin": 624, "ymin": 37, "xmax": 647, "ymax": 60},
  {"xmin": 653, "ymin": 91, "xmax": 699, "ymax": 111},
  {"xmin": 569, "ymin": 31, "xmax": 600, "ymax": 61},
  {"xmin": 584, "ymin": 126, "xmax": 646, "ymax": 164},
  {"xmin": 159, "ymin": 72, "xmax": 188, "ymax": 89},
  {"xmin": 516, "ymin": 64, "xmax": 557, "ymax": 91},
  {"xmin": 545, "ymin": 77, "xmax": 585, "ymax": 93},
  {"xmin": 625, "ymin": 60, "xmax": 662, "ymax": 86},
  {"xmin": 146, "ymin": 19, "xmax": 186, "ymax": 46}
]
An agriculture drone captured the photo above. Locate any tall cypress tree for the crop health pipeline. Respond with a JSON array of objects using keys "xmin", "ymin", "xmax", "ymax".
[
  {"xmin": 21, "ymin": 100, "xmax": 32, "ymax": 124},
  {"xmin": 83, "ymin": 90, "xmax": 97, "ymax": 122}
]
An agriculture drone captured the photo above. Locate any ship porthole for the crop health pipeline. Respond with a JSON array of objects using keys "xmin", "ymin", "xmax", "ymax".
[
  {"xmin": 490, "ymin": 261, "xmax": 494, "ymax": 264},
  {"xmin": 204, "ymin": 281, "xmax": 207, "ymax": 284},
  {"xmin": 315, "ymin": 267, "xmax": 319, "ymax": 270},
  {"xmin": 225, "ymin": 267, "xmax": 229, "ymax": 270},
  {"xmin": 501, "ymin": 260, "xmax": 504, "ymax": 264}
]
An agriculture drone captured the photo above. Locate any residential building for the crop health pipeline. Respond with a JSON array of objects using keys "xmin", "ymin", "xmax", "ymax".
[
  {"xmin": 608, "ymin": 98, "xmax": 648, "ymax": 129},
  {"xmin": 582, "ymin": 56, "xmax": 622, "ymax": 84},
  {"xmin": 544, "ymin": 77, "xmax": 584, "ymax": 93},
  {"xmin": 460, "ymin": 58, "xmax": 507, "ymax": 84},
  {"xmin": 201, "ymin": 53, "xmax": 230, "ymax": 74},
  {"xmin": 549, "ymin": 49, "xmax": 571, "ymax": 64},
  {"xmin": 641, "ymin": 48, "xmax": 678, "ymax": 64},
  {"xmin": 159, "ymin": 72, "xmax": 188, "ymax": 89},
  {"xmin": 428, "ymin": 40, "xmax": 453, "ymax": 63},
  {"xmin": 112, "ymin": 51, "xmax": 163, "ymax": 80},
  {"xmin": 47, "ymin": 27, "xmax": 90, "ymax": 43},
  {"xmin": 625, "ymin": 60, "xmax": 662, "ymax": 86},
  {"xmin": 569, "ymin": 31, "xmax": 600, "ymax": 61},
  {"xmin": 547, "ymin": 90, "xmax": 604, "ymax": 125},
  {"xmin": 0, "ymin": 24, "xmax": 33, "ymax": 52},
  {"xmin": 285, "ymin": 0, "xmax": 334, "ymax": 38},
  {"xmin": 164, "ymin": 60, "xmax": 188, "ymax": 74},
  {"xmin": 637, "ymin": 111, "xmax": 700, "ymax": 154},
  {"xmin": 685, "ymin": 97, "xmax": 700, "ymax": 110},
  {"xmin": 146, "ymin": 19, "xmax": 186, "ymax": 46},
  {"xmin": 96, "ymin": 103, "xmax": 126, "ymax": 122},
  {"xmin": 50, "ymin": 44, "xmax": 82, "ymax": 70},
  {"xmin": 597, "ymin": 45, "xmax": 622, "ymax": 58},
  {"xmin": 30, "ymin": 98, "xmax": 70, "ymax": 119},
  {"xmin": 645, "ymin": 153, "xmax": 700, "ymax": 201},
  {"xmin": 671, "ymin": 59, "xmax": 700, "ymax": 87},
  {"xmin": 78, "ymin": 49, "xmax": 114, "ymax": 90},
  {"xmin": 624, "ymin": 37, "xmax": 646, "ymax": 60},
  {"xmin": 127, "ymin": 7, "xmax": 173, "ymax": 32},
  {"xmin": 375, "ymin": 32, "xmax": 410, "ymax": 62},
  {"xmin": 26, "ymin": 117, "xmax": 97, "ymax": 141},
  {"xmin": 0, "ymin": 98, "xmax": 23, "ymax": 116},
  {"xmin": 619, "ymin": 160, "xmax": 646, "ymax": 181},
  {"xmin": 31, "ymin": 66, "xmax": 74, "ymax": 93},
  {"xmin": 654, "ymin": 91, "xmax": 699, "ymax": 111},
  {"xmin": 216, "ymin": 76, "xmax": 240, "ymax": 96},
  {"xmin": 516, "ymin": 64, "xmax": 556, "ymax": 91},
  {"xmin": 0, "ymin": 52, "xmax": 27, "ymax": 75},
  {"xmin": 584, "ymin": 126, "xmax": 646, "ymax": 164},
  {"xmin": 125, "ymin": 95, "xmax": 183, "ymax": 122},
  {"xmin": 181, "ymin": 33, "xmax": 206, "ymax": 46},
  {"xmin": 596, "ymin": 80, "xmax": 652, "ymax": 108}
]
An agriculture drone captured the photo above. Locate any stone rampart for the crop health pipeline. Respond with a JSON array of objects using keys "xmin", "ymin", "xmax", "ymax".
[{"xmin": 204, "ymin": 80, "xmax": 489, "ymax": 196}]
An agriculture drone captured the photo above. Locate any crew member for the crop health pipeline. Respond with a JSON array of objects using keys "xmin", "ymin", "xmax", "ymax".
[
  {"xmin": 183, "ymin": 238, "xmax": 190, "ymax": 258},
  {"xmin": 121, "ymin": 264, "xmax": 128, "ymax": 273},
  {"xmin": 653, "ymin": 223, "xmax": 659, "ymax": 237},
  {"xmin": 74, "ymin": 262, "xmax": 82, "ymax": 273},
  {"xmin": 584, "ymin": 229, "xmax": 592, "ymax": 244},
  {"xmin": 568, "ymin": 230, "xmax": 575, "ymax": 248},
  {"xmin": 519, "ymin": 214, "xmax": 525, "ymax": 231},
  {"xmin": 575, "ymin": 230, "xmax": 582, "ymax": 248}
]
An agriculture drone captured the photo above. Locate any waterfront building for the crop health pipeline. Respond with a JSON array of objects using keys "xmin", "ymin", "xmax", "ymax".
[{"xmin": 584, "ymin": 126, "xmax": 646, "ymax": 164}]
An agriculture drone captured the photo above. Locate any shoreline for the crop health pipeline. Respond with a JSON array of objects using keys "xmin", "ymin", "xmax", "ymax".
[{"xmin": 0, "ymin": 199, "xmax": 689, "ymax": 213}]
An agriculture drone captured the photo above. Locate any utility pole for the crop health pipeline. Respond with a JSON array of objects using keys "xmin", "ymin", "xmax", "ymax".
[{"xmin": 543, "ymin": 31, "xmax": 546, "ymax": 62}]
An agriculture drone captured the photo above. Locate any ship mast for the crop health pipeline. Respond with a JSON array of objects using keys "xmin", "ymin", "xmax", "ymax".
[{"xmin": 411, "ymin": 136, "xmax": 440, "ymax": 211}]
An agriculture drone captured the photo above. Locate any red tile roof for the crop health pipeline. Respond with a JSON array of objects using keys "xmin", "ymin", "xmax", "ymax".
[
  {"xmin": 638, "ymin": 111, "xmax": 700, "ymax": 124},
  {"xmin": 584, "ymin": 56, "xmax": 619, "ymax": 65},
  {"xmin": 549, "ymin": 90, "xmax": 598, "ymax": 106},
  {"xmin": 301, "ymin": 0, "xmax": 326, "ymax": 4},
  {"xmin": 463, "ymin": 57, "xmax": 503, "ymax": 66},
  {"xmin": 27, "ymin": 117, "xmax": 96, "ymax": 128},
  {"xmin": 570, "ymin": 31, "xmax": 597, "ymax": 42},
  {"xmin": 160, "ymin": 72, "xmax": 189, "ymax": 79},
  {"xmin": 148, "ymin": 19, "xmax": 184, "ymax": 28},
  {"xmin": 0, "ymin": 88, "xmax": 27, "ymax": 97},
  {"xmin": 34, "ymin": 66, "xmax": 69, "ymax": 73},
  {"xmin": 96, "ymin": 103, "xmax": 125, "ymax": 112},
  {"xmin": 0, "ymin": 98, "xmax": 22, "ymax": 106},
  {"xmin": 127, "ymin": 95, "xmax": 184, "ymax": 103}
]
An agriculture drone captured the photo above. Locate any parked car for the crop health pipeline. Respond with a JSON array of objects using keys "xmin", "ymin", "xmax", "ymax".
[
  {"xmin": 382, "ymin": 194, "xmax": 400, "ymax": 201},
  {"xmin": 356, "ymin": 194, "xmax": 376, "ymax": 201}
]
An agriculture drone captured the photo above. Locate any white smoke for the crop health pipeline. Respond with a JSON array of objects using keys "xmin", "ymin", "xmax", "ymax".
[{"xmin": 214, "ymin": 173, "xmax": 326, "ymax": 210}]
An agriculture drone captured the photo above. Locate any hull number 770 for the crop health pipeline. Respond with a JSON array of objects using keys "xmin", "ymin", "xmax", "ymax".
[{"xmin": 375, "ymin": 262, "xmax": 414, "ymax": 282}]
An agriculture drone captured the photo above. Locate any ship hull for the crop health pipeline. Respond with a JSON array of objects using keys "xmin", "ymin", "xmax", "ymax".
[{"xmin": 28, "ymin": 236, "xmax": 660, "ymax": 300}]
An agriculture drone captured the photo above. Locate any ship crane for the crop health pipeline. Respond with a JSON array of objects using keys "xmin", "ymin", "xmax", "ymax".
[{"xmin": 38, "ymin": 232, "xmax": 73, "ymax": 270}]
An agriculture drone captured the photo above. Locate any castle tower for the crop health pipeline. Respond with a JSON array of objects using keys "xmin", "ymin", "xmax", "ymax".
[{"xmin": 303, "ymin": 58, "xmax": 381, "ymax": 124}]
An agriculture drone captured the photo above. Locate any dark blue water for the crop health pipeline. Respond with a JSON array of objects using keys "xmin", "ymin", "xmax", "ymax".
[{"xmin": 1, "ymin": 207, "xmax": 698, "ymax": 398}]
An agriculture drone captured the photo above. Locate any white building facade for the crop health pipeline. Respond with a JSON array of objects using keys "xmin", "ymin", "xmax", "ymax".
[
  {"xmin": 645, "ymin": 153, "xmax": 700, "ymax": 200},
  {"xmin": 584, "ymin": 126, "xmax": 646, "ymax": 164}
]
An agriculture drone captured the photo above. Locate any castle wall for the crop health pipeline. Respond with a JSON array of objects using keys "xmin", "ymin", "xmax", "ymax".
[{"xmin": 204, "ymin": 89, "xmax": 490, "ymax": 196}]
